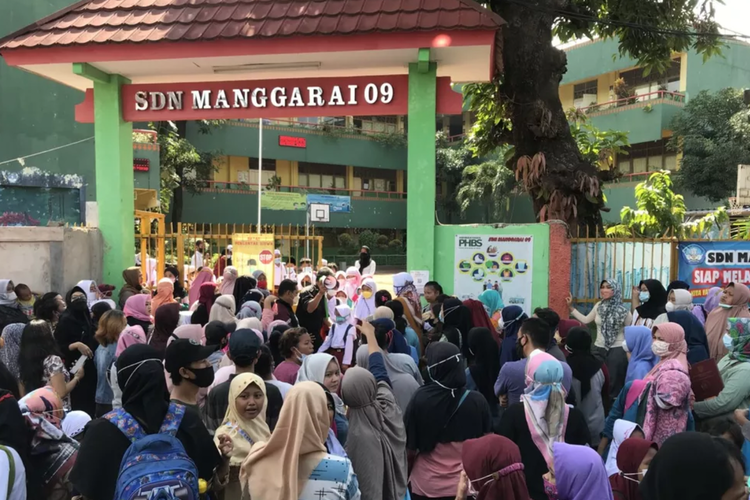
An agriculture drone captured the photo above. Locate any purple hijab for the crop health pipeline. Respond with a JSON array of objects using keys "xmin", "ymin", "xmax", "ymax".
[
  {"xmin": 553, "ymin": 442, "xmax": 614, "ymax": 500},
  {"xmin": 624, "ymin": 326, "xmax": 658, "ymax": 384},
  {"xmin": 692, "ymin": 287, "xmax": 722, "ymax": 326}
]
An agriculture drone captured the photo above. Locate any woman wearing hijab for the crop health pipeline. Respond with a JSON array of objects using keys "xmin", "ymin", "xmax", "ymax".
[
  {"xmin": 385, "ymin": 300, "xmax": 420, "ymax": 359},
  {"xmin": 693, "ymin": 286, "xmax": 722, "ymax": 326},
  {"xmin": 705, "ymin": 283, "xmax": 750, "ymax": 362},
  {"xmin": 0, "ymin": 323, "xmax": 24, "ymax": 380},
  {"xmin": 632, "ymin": 279, "xmax": 668, "ymax": 328},
  {"xmin": 666, "ymin": 310, "xmax": 709, "ymax": 364},
  {"xmin": 19, "ymin": 386, "xmax": 79, "ymax": 500},
  {"xmin": 499, "ymin": 305, "xmax": 529, "ymax": 369},
  {"xmin": 209, "ymin": 294, "xmax": 237, "ymax": 325},
  {"xmin": 466, "ymin": 327, "xmax": 501, "ymax": 423},
  {"xmin": 237, "ymin": 300, "xmax": 262, "ymax": 321},
  {"xmin": 569, "ymin": 279, "xmax": 632, "ymax": 398},
  {"xmin": 353, "ymin": 277, "xmax": 377, "ymax": 323},
  {"xmin": 344, "ymin": 267, "xmax": 361, "ymax": 301},
  {"xmin": 604, "ymin": 420, "xmax": 644, "ymax": 478},
  {"xmin": 188, "ymin": 268, "xmax": 215, "ymax": 309},
  {"xmin": 71, "ymin": 344, "xmax": 225, "ymax": 500},
  {"xmin": 341, "ymin": 323, "xmax": 407, "ymax": 500},
  {"xmin": 609, "ymin": 437, "xmax": 658, "ymax": 500},
  {"xmin": 623, "ymin": 326, "xmax": 658, "ymax": 384},
  {"xmin": 565, "ymin": 327, "xmax": 607, "ymax": 448},
  {"xmin": 165, "ymin": 265, "xmax": 187, "ymax": 301},
  {"xmin": 296, "ymin": 353, "xmax": 348, "ymax": 446},
  {"xmin": 645, "ymin": 322, "xmax": 689, "ymax": 377},
  {"xmin": 218, "ymin": 266, "xmax": 238, "ymax": 296},
  {"xmin": 124, "ymin": 293, "xmax": 153, "ymax": 338},
  {"xmin": 404, "ymin": 342, "xmax": 491, "ymax": 500},
  {"xmin": 241, "ymin": 381, "xmax": 360, "ymax": 500},
  {"xmin": 440, "ymin": 297, "xmax": 474, "ymax": 356},
  {"xmin": 55, "ymin": 288, "xmax": 97, "ymax": 416},
  {"xmin": 694, "ymin": 317, "xmax": 750, "ymax": 421},
  {"xmin": 478, "ymin": 289, "xmax": 504, "ymax": 334},
  {"xmin": 149, "ymin": 302, "xmax": 180, "ymax": 356},
  {"xmin": 109, "ymin": 325, "xmax": 147, "ymax": 409},
  {"xmin": 214, "ymin": 372, "xmax": 271, "ymax": 498},
  {"xmin": 357, "ymin": 245, "xmax": 376, "ymax": 276},
  {"xmin": 498, "ymin": 354, "xmax": 591, "ymax": 500},
  {"xmin": 150, "ymin": 277, "xmax": 176, "ymax": 313},
  {"xmin": 118, "ymin": 267, "xmax": 143, "ymax": 309},
  {"xmin": 548, "ymin": 443, "xmax": 614, "ymax": 500},
  {"xmin": 393, "ymin": 272, "xmax": 424, "ymax": 332},
  {"xmin": 667, "ymin": 280, "xmax": 690, "ymax": 293},
  {"xmin": 252, "ymin": 270, "xmax": 271, "ymax": 298},
  {"xmin": 231, "ymin": 275, "xmax": 256, "ymax": 310},
  {"xmin": 666, "ymin": 288, "xmax": 693, "ymax": 313},
  {"xmin": 640, "ymin": 432, "xmax": 746, "ymax": 500},
  {"xmin": 191, "ymin": 282, "xmax": 217, "ymax": 327},
  {"xmin": 457, "ymin": 435, "xmax": 530, "ymax": 500},
  {"xmin": 556, "ymin": 318, "xmax": 581, "ymax": 353}
]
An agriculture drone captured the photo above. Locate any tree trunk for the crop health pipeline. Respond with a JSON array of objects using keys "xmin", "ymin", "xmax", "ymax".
[{"xmin": 491, "ymin": 0, "xmax": 603, "ymax": 234}]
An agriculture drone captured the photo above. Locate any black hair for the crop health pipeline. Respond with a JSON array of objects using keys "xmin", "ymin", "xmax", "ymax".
[
  {"xmin": 268, "ymin": 328, "xmax": 285, "ymax": 366},
  {"xmin": 279, "ymin": 327, "xmax": 309, "ymax": 359},
  {"xmin": 205, "ymin": 321, "xmax": 235, "ymax": 347},
  {"xmin": 707, "ymin": 419, "xmax": 745, "ymax": 452},
  {"xmin": 424, "ymin": 281, "xmax": 443, "ymax": 294},
  {"xmin": 255, "ymin": 345, "xmax": 274, "ymax": 379},
  {"xmin": 316, "ymin": 267, "xmax": 334, "ymax": 280},
  {"xmin": 712, "ymin": 436, "xmax": 746, "ymax": 482},
  {"xmin": 435, "ymin": 294, "xmax": 450, "ymax": 305},
  {"xmin": 534, "ymin": 307, "xmax": 560, "ymax": 336},
  {"xmin": 329, "ymin": 263, "xmax": 339, "ymax": 272},
  {"xmin": 289, "ymin": 257, "xmax": 297, "ymax": 265},
  {"xmin": 372, "ymin": 321, "xmax": 391, "ymax": 350},
  {"xmin": 13, "ymin": 283, "xmax": 30, "ymax": 294},
  {"xmin": 375, "ymin": 290, "xmax": 392, "ymax": 307},
  {"xmin": 385, "ymin": 300, "xmax": 408, "ymax": 333},
  {"xmin": 19, "ymin": 320, "xmax": 62, "ymax": 393},
  {"xmin": 0, "ymin": 360, "xmax": 20, "ymax": 399},
  {"xmin": 34, "ymin": 292, "xmax": 61, "ymax": 323},
  {"xmin": 91, "ymin": 301, "xmax": 113, "ymax": 327},
  {"xmin": 520, "ymin": 317, "xmax": 552, "ymax": 349},
  {"xmin": 278, "ymin": 279, "xmax": 297, "ymax": 298}
]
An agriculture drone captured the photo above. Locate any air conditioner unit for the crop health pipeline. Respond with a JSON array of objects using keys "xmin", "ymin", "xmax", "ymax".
[{"xmin": 736, "ymin": 165, "xmax": 750, "ymax": 207}]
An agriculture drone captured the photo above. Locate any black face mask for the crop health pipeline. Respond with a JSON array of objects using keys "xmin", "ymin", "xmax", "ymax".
[
  {"xmin": 186, "ymin": 366, "xmax": 215, "ymax": 388},
  {"xmin": 70, "ymin": 299, "xmax": 89, "ymax": 315},
  {"xmin": 360, "ymin": 252, "xmax": 368, "ymax": 258},
  {"xmin": 516, "ymin": 335, "xmax": 527, "ymax": 360}
]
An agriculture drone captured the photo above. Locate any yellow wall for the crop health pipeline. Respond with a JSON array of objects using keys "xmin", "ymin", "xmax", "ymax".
[
  {"xmin": 396, "ymin": 170, "xmax": 404, "ymax": 192},
  {"xmin": 276, "ymin": 159, "xmax": 292, "ymax": 185},
  {"xmin": 229, "ymin": 156, "xmax": 249, "ymax": 182},
  {"xmin": 559, "ymin": 84, "xmax": 574, "ymax": 110},
  {"xmin": 679, "ymin": 52, "xmax": 688, "ymax": 92},
  {"xmin": 346, "ymin": 166, "xmax": 354, "ymax": 190},
  {"xmin": 597, "ymin": 73, "xmax": 617, "ymax": 103},
  {"xmin": 291, "ymin": 161, "xmax": 299, "ymax": 186},
  {"xmin": 213, "ymin": 155, "xmax": 229, "ymax": 182}
]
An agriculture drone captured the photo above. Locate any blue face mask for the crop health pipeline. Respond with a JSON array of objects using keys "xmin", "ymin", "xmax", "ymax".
[
  {"xmin": 639, "ymin": 291, "xmax": 650, "ymax": 303},
  {"xmin": 724, "ymin": 333, "xmax": 733, "ymax": 350},
  {"xmin": 335, "ymin": 316, "xmax": 347, "ymax": 324}
]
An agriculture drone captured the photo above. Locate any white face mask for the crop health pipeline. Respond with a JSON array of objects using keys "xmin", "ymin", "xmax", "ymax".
[
  {"xmin": 724, "ymin": 333, "xmax": 733, "ymax": 350},
  {"xmin": 665, "ymin": 301, "xmax": 675, "ymax": 312},
  {"xmin": 651, "ymin": 340, "xmax": 670, "ymax": 357}
]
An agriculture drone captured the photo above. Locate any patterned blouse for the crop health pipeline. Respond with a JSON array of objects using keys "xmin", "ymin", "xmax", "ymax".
[{"xmin": 43, "ymin": 355, "xmax": 71, "ymax": 410}]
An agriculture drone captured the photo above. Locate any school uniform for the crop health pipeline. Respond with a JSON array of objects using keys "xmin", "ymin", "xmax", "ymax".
[{"xmin": 319, "ymin": 320, "xmax": 356, "ymax": 369}]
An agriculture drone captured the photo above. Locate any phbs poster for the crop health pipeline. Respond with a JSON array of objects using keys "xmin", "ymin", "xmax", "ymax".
[
  {"xmin": 454, "ymin": 234, "xmax": 533, "ymax": 314},
  {"xmin": 678, "ymin": 242, "xmax": 750, "ymax": 303},
  {"xmin": 232, "ymin": 233, "xmax": 275, "ymax": 285}
]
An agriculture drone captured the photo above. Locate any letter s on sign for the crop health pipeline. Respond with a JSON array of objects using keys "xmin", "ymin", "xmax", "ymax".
[{"xmin": 135, "ymin": 91, "xmax": 148, "ymax": 111}]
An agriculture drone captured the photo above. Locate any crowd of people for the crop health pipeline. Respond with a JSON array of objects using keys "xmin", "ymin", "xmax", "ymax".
[{"xmin": 1, "ymin": 260, "xmax": 750, "ymax": 500}]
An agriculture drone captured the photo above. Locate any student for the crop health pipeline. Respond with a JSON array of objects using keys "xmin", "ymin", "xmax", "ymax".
[
  {"xmin": 565, "ymin": 326, "xmax": 607, "ymax": 448},
  {"xmin": 204, "ymin": 320, "xmax": 235, "ymax": 372},
  {"xmin": 296, "ymin": 353, "xmax": 347, "ymax": 446},
  {"xmin": 344, "ymin": 267, "xmax": 361, "ymax": 301},
  {"xmin": 273, "ymin": 327, "xmax": 314, "ymax": 384},
  {"xmin": 318, "ymin": 304, "xmax": 355, "ymax": 370},
  {"xmin": 631, "ymin": 279, "xmax": 668, "ymax": 328},
  {"xmin": 422, "ymin": 281, "xmax": 443, "ymax": 315},
  {"xmin": 165, "ymin": 338, "xmax": 216, "ymax": 412},
  {"xmin": 353, "ymin": 278, "xmax": 378, "ymax": 324},
  {"xmin": 93, "ymin": 310, "xmax": 126, "ymax": 417},
  {"xmin": 204, "ymin": 329, "xmax": 283, "ymax": 434},
  {"xmin": 13, "ymin": 283, "xmax": 35, "ymax": 319},
  {"xmin": 604, "ymin": 419, "xmax": 644, "ymax": 477},
  {"xmin": 609, "ymin": 438, "xmax": 658, "ymax": 500},
  {"xmin": 214, "ymin": 373, "xmax": 271, "ymax": 498},
  {"xmin": 546, "ymin": 443, "xmax": 614, "ymax": 500},
  {"xmin": 71, "ymin": 344, "xmax": 226, "ymax": 500}
]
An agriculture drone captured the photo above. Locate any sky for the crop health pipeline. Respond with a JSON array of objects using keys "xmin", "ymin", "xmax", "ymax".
[{"xmin": 714, "ymin": 0, "xmax": 750, "ymax": 37}]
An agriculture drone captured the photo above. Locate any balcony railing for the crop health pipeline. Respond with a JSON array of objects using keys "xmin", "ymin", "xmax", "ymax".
[
  {"xmin": 230, "ymin": 118, "xmax": 405, "ymax": 140},
  {"xmin": 578, "ymin": 91, "xmax": 686, "ymax": 115},
  {"xmin": 195, "ymin": 181, "xmax": 406, "ymax": 200}
]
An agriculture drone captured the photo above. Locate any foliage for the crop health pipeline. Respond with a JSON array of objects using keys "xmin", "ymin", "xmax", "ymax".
[
  {"xmin": 265, "ymin": 175, "xmax": 282, "ymax": 191},
  {"xmin": 436, "ymin": 131, "xmax": 483, "ymax": 217},
  {"xmin": 337, "ymin": 232, "xmax": 356, "ymax": 251},
  {"xmin": 462, "ymin": 80, "xmax": 511, "ymax": 158},
  {"xmin": 670, "ymin": 88, "xmax": 750, "ymax": 201},
  {"xmin": 370, "ymin": 131, "xmax": 408, "ymax": 148},
  {"xmin": 357, "ymin": 230, "xmax": 378, "ymax": 250},
  {"xmin": 318, "ymin": 122, "xmax": 407, "ymax": 148},
  {"xmin": 388, "ymin": 239, "xmax": 403, "ymax": 251},
  {"xmin": 455, "ymin": 148, "xmax": 517, "ymax": 220},
  {"xmin": 606, "ymin": 171, "xmax": 728, "ymax": 238},
  {"xmin": 567, "ymin": 111, "xmax": 630, "ymax": 172},
  {"xmin": 376, "ymin": 234, "xmax": 389, "ymax": 250}
]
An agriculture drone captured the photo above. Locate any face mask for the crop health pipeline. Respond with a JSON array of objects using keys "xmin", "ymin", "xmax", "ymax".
[
  {"xmin": 361, "ymin": 290, "xmax": 373, "ymax": 300},
  {"xmin": 724, "ymin": 333, "xmax": 734, "ymax": 350},
  {"xmin": 257, "ymin": 280, "xmax": 268, "ymax": 290},
  {"xmin": 720, "ymin": 303, "xmax": 732, "ymax": 309},
  {"xmin": 639, "ymin": 291, "xmax": 650, "ymax": 303},
  {"xmin": 665, "ymin": 301, "xmax": 675, "ymax": 312},
  {"xmin": 440, "ymin": 305, "xmax": 461, "ymax": 324},
  {"xmin": 118, "ymin": 359, "xmax": 162, "ymax": 388},
  {"xmin": 168, "ymin": 276, "xmax": 176, "ymax": 284},
  {"xmin": 70, "ymin": 299, "xmax": 89, "ymax": 313},
  {"xmin": 620, "ymin": 471, "xmax": 644, "ymax": 484},
  {"xmin": 426, "ymin": 354, "xmax": 462, "ymax": 395},
  {"xmin": 293, "ymin": 347, "xmax": 307, "ymax": 363},
  {"xmin": 274, "ymin": 258, "xmax": 281, "ymax": 265},
  {"xmin": 503, "ymin": 315, "xmax": 522, "ymax": 331},
  {"xmin": 516, "ymin": 335, "xmax": 527, "ymax": 359},
  {"xmin": 651, "ymin": 339, "xmax": 670, "ymax": 357},
  {"xmin": 302, "ymin": 267, "xmax": 312, "ymax": 274},
  {"xmin": 187, "ymin": 366, "xmax": 215, "ymax": 388},
  {"xmin": 2, "ymin": 292, "xmax": 17, "ymax": 302},
  {"xmin": 360, "ymin": 252, "xmax": 368, "ymax": 259},
  {"xmin": 335, "ymin": 316, "xmax": 347, "ymax": 325}
]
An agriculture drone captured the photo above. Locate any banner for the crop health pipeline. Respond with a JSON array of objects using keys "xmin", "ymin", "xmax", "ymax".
[
  {"xmin": 454, "ymin": 234, "xmax": 533, "ymax": 314},
  {"xmin": 306, "ymin": 194, "xmax": 352, "ymax": 213},
  {"xmin": 261, "ymin": 192, "xmax": 306, "ymax": 211},
  {"xmin": 678, "ymin": 241, "xmax": 750, "ymax": 303},
  {"xmin": 232, "ymin": 233, "xmax": 275, "ymax": 285}
]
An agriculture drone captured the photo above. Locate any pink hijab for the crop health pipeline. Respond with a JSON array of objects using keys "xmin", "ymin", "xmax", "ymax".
[
  {"xmin": 124, "ymin": 294, "xmax": 152, "ymax": 324},
  {"xmin": 189, "ymin": 269, "xmax": 214, "ymax": 307},
  {"xmin": 641, "ymin": 360, "xmax": 691, "ymax": 446},
  {"xmin": 170, "ymin": 324, "xmax": 204, "ymax": 346},
  {"xmin": 116, "ymin": 325, "xmax": 147, "ymax": 357},
  {"xmin": 645, "ymin": 322, "xmax": 688, "ymax": 378},
  {"xmin": 219, "ymin": 266, "xmax": 238, "ymax": 296}
]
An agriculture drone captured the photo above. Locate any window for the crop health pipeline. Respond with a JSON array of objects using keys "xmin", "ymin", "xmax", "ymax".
[
  {"xmin": 355, "ymin": 116, "xmax": 398, "ymax": 133},
  {"xmin": 298, "ymin": 162, "xmax": 346, "ymax": 191},
  {"xmin": 617, "ymin": 139, "xmax": 679, "ymax": 175},
  {"xmin": 239, "ymin": 158, "xmax": 276, "ymax": 189},
  {"xmin": 353, "ymin": 167, "xmax": 396, "ymax": 192},
  {"xmin": 573, "ymin": 80, "xmax": 598, "ymax": 108},
  {"xmin": 620, "ymin": 59, "xmax": 681, "ymax": 102}
]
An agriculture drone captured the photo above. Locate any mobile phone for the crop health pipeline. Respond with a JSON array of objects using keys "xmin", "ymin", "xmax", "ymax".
[{"xmin": 70, "ymin": 355, "xmax": 87, "ymax": 375}]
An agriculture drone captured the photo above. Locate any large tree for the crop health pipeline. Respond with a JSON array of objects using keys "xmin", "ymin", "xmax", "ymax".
[
  {"xmin": 670, "ymin": 88, "xmax": 750, "ymax": 201},
  {"xmin": 471, "ymin": 0, "xmax": 724, "ymax": 232}
]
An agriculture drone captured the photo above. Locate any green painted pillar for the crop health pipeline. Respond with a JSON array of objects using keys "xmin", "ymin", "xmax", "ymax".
[
  {"xmin": 407, "ymin": 48, "xmax": 437, "ymax": 275},
  {"xmin": 93, "ymin": 74, "xmax": 134, "ymax": 285}
]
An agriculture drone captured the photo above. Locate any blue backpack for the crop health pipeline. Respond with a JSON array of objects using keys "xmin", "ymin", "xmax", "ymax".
[{"xmin": 103, "ymin": 402, "xmax": 200, "ymax": 500}]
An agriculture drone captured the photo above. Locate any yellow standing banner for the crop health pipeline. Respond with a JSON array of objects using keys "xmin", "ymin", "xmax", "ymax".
[{"xmin": 232, "ymin": 233, "xmax": 275, "ymax": 286}]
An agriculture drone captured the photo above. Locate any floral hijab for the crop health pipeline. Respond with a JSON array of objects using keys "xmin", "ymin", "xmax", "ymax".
[
  {"xmin": 598, "ymin": 279, "xmax": 629, "ymax": 349},
  {"xmin": 727, "ymin": 318, "xmax": 750, "ymax": 363}
]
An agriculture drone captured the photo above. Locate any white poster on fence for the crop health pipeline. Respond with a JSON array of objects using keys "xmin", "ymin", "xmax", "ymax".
[{"xmin": 454, "ymin": 234, "xmax": 534, "ymax": 314}]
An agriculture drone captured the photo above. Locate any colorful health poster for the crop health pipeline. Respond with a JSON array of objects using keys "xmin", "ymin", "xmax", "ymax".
[
  {"xmin": 232, "ymin": 233, "xmax": 275, "ymax": 285},
  {"xmin": 260, "ymin": 191, "xmax": 307, "ymax": 211},
  {"xmin": 306, "ymin": 194, "xmax": 352, "ymax": 213},
  {"xmin": 678, "ymin": 241, "xmax": 750, "ymax": 303},
  {"xmin": 454, "ymin": 234, "xmax": 534, "ymax": 314}
]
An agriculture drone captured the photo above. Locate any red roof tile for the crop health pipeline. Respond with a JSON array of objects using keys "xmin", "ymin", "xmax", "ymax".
[{"xmin": 1, "ymin": 0, "xmax": 503, "ymax": 50}]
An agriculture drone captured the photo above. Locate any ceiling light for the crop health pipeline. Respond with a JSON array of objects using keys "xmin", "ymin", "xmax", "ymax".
[{"xmin": 213, "ymin": 62, "xmax": 322, "ymax": 74}]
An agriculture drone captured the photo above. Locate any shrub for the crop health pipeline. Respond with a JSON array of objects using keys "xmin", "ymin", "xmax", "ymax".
[
  {"xmin": 358, "ymin": 230, "xmax": 379, "ymax": 250},
  {"xmin": 337, "ymin": 232, "xmax": 356, "ymax": 251},
  {"xmin": 388, "ymin": 239, "xmax": 403, "ymax": 252}
]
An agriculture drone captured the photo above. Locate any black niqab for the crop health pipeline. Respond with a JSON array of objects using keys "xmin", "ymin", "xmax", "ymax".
[
  {"xmin": 565, "ymin": 327, "xmax": 602, "ymax": 398},
  {"xmin": 116, "ymin": 343, "xmax": 169, "ymax": 434},
  {"xmin": 442, "ymin": 297, "xmax": 473, "ymax": 356},
  {"xmin": 232, "ymin": 276, "xmax": 257, "ymax": 311},
  {"xmin": 636, "ymin": 279, "xmax": 668, "ymax": 320},
  {"xmin": 166, "ymin": 265, "xmax": 186, "ymax": 299},
  {"xmin": 467, "ymin": 328, "xmax": 500, "ymax": 405},
  {"xmin": 357, "ymin": 246, "xmax": 372, "ymax": 274},
  {"xmin": 404, "ymin": 342, "xmax": 491, "ymax": 454},
  {"xmin": 667, "ymin": 310, "xmax": 710, "ymax": 364}
]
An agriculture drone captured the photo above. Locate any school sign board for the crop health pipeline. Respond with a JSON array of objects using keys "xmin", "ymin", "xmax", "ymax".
[
  {"xmin": 678, "ymin": 242, "xmax": 750, "ymax": 303},
  {"xmin": 232, "ymin": 233, "xmax": 275, "ymax": 286},
  {"xmin": 454, "ymin": 234, "xmax": 533, "ymax": 314}
]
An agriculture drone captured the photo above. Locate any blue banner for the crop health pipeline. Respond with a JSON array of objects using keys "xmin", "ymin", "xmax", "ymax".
[
  {"xmin": 306, "ymin": 194, "xmax": 351, "ymax": 213},
  {"xmin": 678, "ymin": 241, "xmax": 750, "ymax": 303}
]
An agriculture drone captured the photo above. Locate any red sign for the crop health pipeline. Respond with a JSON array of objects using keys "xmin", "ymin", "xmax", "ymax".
[
  {"xmin": 279, "ymin": 136, "xmax": 306, "ymax": 148},
  {"xmin": 259, "ymin": 249, "xmax": 274, "ymax": 265},
  {"xmin": 75, "ymin": 75, "xmax": 462, "ymax": 123},
  {"xmin": 133, "ymin": 158, "xmax": 149, "ymax": 172}
]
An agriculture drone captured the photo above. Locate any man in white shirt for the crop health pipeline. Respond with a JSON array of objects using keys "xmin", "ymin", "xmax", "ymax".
[{"xmin": 191, "ymin": 239, "xmax": 205, "ymax": 269}]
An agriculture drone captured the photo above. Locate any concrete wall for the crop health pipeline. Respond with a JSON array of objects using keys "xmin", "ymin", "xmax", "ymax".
[{"xmin": 0, "ymin": 227, "xmax": 103, "ymax": 294}]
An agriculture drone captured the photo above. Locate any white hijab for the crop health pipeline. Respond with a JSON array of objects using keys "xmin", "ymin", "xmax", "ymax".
[
  {"xmin": 0, "ymin": 279, "xmax": 16, "ymax": 306},
  {"xmin": 605, "ymin": 419, "xmax": 641, "ymax": 477},
  {"xmin": 353, "ymin": 278, "xmax": 377, "ymax": 321},
  {"xmin": 76, "ymin": 280, "xmax": 100, "ymax": 306}
]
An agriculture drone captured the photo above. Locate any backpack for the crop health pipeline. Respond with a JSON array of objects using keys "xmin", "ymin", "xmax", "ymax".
[{"xmin": 103, "ymin": 402, "xmax": 200, "ymax": 500}]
